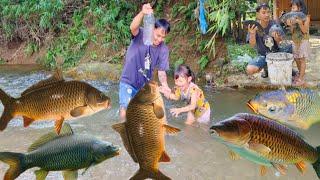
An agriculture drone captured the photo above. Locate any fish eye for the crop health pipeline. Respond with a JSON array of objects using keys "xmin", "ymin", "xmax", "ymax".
[{"xmin": 268, "ymin": 106, "xmax": 276, "ymax": 113}]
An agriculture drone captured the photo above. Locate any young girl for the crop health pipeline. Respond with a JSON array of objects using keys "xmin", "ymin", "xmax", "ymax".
[
  {"xmin": 287, "ymin": 0, "xmax": 311, "ymax": 86},
  {"xmin": 161, "ymin": 65, "xmax": 211, "ymax": 125}
]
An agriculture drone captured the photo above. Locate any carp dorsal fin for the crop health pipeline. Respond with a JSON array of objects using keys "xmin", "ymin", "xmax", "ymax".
[
  {"xmin": 153, "ymin": 103, "xmax": 164, "ymax": 119},
  {"xmin": 21, "ymin": 69, "xmax": 64, "ymax": 96},
  {"xmin": 151, "ymin": 68, "xmax": 158, "ymax": 82},
  {"xmin": 27, "ymin": 123, "xmax": 74, "ymax": 152},
  {"xmin": 248, "ymin": 142, "xmax": 271, "ymax": 155},
  {"xmin": 163, "ymin": 124, "xmax": 180, "ymax": 134}
]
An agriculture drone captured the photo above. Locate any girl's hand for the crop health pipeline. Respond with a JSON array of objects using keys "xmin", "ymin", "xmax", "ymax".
[
  {"xmin": 170, "ymin": 108, "xmax": 182, "ymax": 117},
  {"xmin": 159, "ymin": 86, "xmax": 171, "ymax": 99},
  {"xmin": 141, "ymin": 3, "xmax": 153, "ymax": 15}
]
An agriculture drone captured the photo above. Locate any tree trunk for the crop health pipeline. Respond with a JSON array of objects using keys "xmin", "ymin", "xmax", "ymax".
[{"xmin": 273, "ymin": 0, "xmax": 278, "ymax": 21}]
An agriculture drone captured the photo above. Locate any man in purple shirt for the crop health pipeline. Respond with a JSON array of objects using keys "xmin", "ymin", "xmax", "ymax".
[{"xmin": 119, "ymin": 3, "xmax": 171, "ymax": 121}]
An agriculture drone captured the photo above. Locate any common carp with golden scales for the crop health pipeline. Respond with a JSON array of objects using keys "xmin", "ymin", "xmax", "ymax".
[
  {"xmin": 112, "ymin": 79, "xmax": 180, "ymax": 180},
  {"xmin": 0, "ymin": 71, "xmax": 110, "ymax": 134},
  {"xmin": 210, "ymin": 113, "xmax": 320, "ymax": 178}
]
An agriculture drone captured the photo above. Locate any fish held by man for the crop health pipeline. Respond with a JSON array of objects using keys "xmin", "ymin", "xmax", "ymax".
[
  {"xmin": 112, "ymin": 79, "xmax": 180, "ymax": 180},
  {"xmin": 247, "ymin": 88, "xmax": 320, "ymax": 129},
  {"xmin": 210, "ymin": 113, "xmax": 320, "ymax": 177},
  {"xmin": 0, "ymin": 71, "xmax": 111, "ymax": 134},
  {"xmin": 0, "ymin": 123, "xmax": 120, "ymax": 180},
  {"xmin": 243, "ymin": 20, "xmax": 265, "ymax": 36}
]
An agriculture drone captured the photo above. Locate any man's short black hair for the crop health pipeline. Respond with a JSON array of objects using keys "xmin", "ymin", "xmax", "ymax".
[
  {"xmin": 155, "ymin": 19, "xmax": 170, "ymax": 34},
  {"xmin": 256, "ymin": 3, "xmax": 270, "ymax": 12}
]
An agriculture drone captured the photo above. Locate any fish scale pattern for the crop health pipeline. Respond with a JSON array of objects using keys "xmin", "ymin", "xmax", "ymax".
[
  {"xmin": 241, "ymin": 113, "xmax": 318, "ymax": 164},
  {"xmin": 126, "ymin": 102, "xmax": 165, "ymax": 170},
  {"xmin": 14, "ymin": 81, "xmax": 90, "ymax": 119},
  {"xmin": 25, "ymin": 135, "xmax": 96, "ymax": 170},
  {"xmin": 292, "ymin": 90, "xmax": 320, "ymax": 124}
]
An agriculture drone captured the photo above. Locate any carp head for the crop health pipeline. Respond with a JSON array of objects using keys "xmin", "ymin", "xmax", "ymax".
[
  {"xmin": 247, "ymin": 90, "xmax": 295, "ymax": 124},
  {"xmin": 210, "ymin": 114, "xmax": 251, "ymax": 146}
]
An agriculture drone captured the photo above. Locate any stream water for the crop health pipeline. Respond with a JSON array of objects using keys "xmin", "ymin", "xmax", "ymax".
[{"xmin": 0, "ymin": 65, "xmax": 318, "ymax": 180}]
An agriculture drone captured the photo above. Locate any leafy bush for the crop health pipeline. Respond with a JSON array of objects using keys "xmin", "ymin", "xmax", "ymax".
[
  {"xmin": 227, "ymin": 41, "xmax": 257, "ymax": 72},
  {"xmin": 0, "ymin": 0, "xmax": 140, "ymax": 69},
  {"xmin": 198, "ymin": 55, "xmax": 209, "ymax": 71}
]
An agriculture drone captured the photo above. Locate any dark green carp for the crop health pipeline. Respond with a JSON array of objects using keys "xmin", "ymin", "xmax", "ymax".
[
  {"xmin": 0, "ymin": 123, "xmax": 120, "ymax": 180},
  {"xmin": 243, "ymin": 20, "xmax": 265, "ymax": 36},
  {"xmin": 210, "ymin": 113, "xmax": 320, "ymax": 177},
  {"xmin": 280, "ymin": 11, "xmax": 307, "ymax": 24},
  {"xmin": 248, "ymin": 89, "xmax": 320, "ymax": 129},
  {"xmin": 0, "ymin": 71, "xmax": 111, "ymax": 134}
]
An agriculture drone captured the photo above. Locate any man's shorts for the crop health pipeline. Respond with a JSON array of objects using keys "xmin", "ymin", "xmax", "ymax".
[
  {"xmin": 248, "ymin": 55, "xmax": 267, "ymax": 69},
  {"xmin": 119, "ymin": 82, "xmax": 138, "ymax": 109}
]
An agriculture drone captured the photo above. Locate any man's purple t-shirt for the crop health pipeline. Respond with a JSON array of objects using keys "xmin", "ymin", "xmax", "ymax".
[{"xmin": 120, "ymin": 28, "xmax": 169, "ymax": 90}]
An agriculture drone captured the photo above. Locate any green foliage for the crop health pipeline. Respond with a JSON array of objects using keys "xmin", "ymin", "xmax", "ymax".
[
  {"xmin": 0, "ymin": 58, "xmax": 5, "ymax": 64},
  {"xmin": 227, "ymin": 41, "xmax": 257, "ymax": 72},
  {"xmin": 24, "ymin": 42, "xmax": 39, "ymax": 56},
  {"xmin": 205, "ymin": 0, "xmax": 253, "ymax": 56},
  {"xmin": 198, "ymin": 55, "xmax": 209, "ymax": 71},
  {"xmin": 170, "ymin": 2, "xmax": 197, "ymax": 35},
  {"xmin": 0, "ymin": 0, "xmax": 143, "ymax": 69},
  {"xmin": 174, "ymin": 58, "xmax": 185, "ymax": 70},
  {"xmin": 0, "ymin": 0, "xmax": 65, "ymax": 41}
]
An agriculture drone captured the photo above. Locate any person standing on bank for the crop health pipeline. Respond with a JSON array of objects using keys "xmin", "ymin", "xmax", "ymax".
[
  {"xmin": 119, "ymin": 3, "xmax": 171, "ymax": 121},
  {"xmin": 246, "ymin": 3, "xmax": 284, "ymax": 78}
]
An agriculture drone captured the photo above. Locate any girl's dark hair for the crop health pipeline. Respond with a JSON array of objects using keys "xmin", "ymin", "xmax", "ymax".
[
  {"xmin": 155, "ymin": 19, "xmax": 170, "ymax": 34},
  {"xmin": 291, "ymin": 0, "xmax": 307, "ymax": 14},
  {"xmin": 174, "ymin": 64, "xmax": 195, "ymax": 82}
]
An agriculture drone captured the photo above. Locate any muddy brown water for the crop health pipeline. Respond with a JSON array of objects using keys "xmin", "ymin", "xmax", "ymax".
[{"xmin": 0, "ymin": 65, "xmax": 319, "ymax": 180}]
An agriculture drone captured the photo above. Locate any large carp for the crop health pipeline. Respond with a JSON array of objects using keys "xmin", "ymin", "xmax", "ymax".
[
  {"xmin": 0, "ymin": 123, "xmax": 120, "ymax": 180},
  {"xmin": 0, "ymin": 71, "xmax": 110, "ymax": 134},
  {"xmin": 112, "ymin": 80, "xmax": 180, "ymax": 180},
  {"xmin": 210, "ymin": 113, "xmax": 320, "ymax": 178},
  {"xmin": 247, "ymin": 88, "xmax": 320, "ymax": 129}
]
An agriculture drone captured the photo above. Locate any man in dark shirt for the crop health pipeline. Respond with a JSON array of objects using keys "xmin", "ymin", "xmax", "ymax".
[
  {"xmin": 119, "ymin": 3, "xmax": 171, "ymax": 121},
  {"xmin": 246, "ymin": 3, "xmax": 283, "ymax": 77}
]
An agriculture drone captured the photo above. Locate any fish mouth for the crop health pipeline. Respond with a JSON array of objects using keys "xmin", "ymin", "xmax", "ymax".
[
  {"xmin": 209, "ymin": 129, "xmax": 219, "ymax": 136},
  {"xmin": 209, "ymin": 125, "xmax": 221, "ymax": 136},
  {"xmin": 114, "ymin": 150, "xmax": 120, "ymax": 156},
  {"xmin": 247, "ymin": 100, "xmax": 259, "ymax": 114},
  {"xmin": 111, "ymin": 146, "xmax": 121, "ymax": 157}
]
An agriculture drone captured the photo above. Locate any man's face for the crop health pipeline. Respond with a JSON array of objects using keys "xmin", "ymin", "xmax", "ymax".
[
  {"xmin": 257, "ymin": 7, "xmax": 270, "ymax": 23},
  {"xmin": 153, "ymin": 27, "xmax": 167, "ymax": 46}
]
